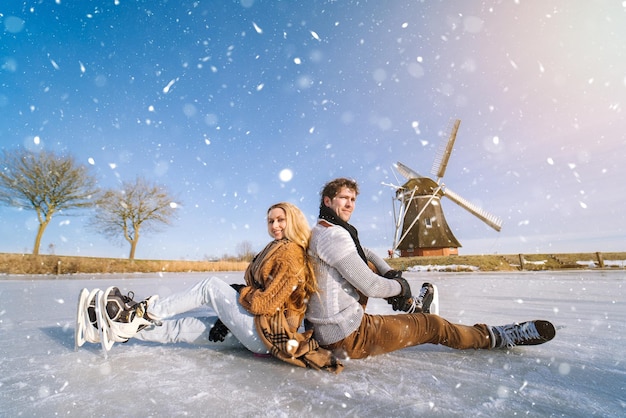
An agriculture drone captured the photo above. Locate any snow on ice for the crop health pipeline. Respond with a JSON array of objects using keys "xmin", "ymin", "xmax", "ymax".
[{"xmin": 0, "ymin": 270, "xmax": 624, "ymax": 417}]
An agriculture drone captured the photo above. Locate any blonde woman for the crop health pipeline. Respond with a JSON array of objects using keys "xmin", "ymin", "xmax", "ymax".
[{"xmin": 76, "ymin": 202, "xmax": 343, "ymax": 373}]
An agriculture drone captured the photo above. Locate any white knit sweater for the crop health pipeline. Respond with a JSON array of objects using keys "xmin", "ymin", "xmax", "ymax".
[{"xmin": 306, "ymin": 220, "xmax": 402, "ymax": 345}]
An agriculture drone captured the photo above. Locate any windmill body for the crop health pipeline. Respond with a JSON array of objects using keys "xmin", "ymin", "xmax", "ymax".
[
  {"xmin": 390, "ymin": 119, "xmax": 502, "ymax": 257},
  {"xmin": 396, "ymin": 189, "xmax": 461, "ymax": 257}
]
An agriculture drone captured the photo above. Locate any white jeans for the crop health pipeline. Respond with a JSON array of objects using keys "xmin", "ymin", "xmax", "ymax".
[{"xmin": 135, "ymin": 277, "xmax": 269, "ymax": 354}]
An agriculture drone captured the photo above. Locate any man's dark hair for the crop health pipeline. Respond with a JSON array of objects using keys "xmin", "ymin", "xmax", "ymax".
[{"xmin": 319, "ymin": 178, "xmax": 359, "ymax": 208}]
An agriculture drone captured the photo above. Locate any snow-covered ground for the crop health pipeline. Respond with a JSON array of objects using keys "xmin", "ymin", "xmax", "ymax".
[{"xmin": 1, "ymin": 270, "xmax": 624, "ymax": 417}]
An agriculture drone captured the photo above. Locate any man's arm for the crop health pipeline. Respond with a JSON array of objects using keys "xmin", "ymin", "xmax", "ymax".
[
  {"xmin": 364, "ymin": 247, "xmax": 394, "ymax": 276},
  {"xmin": 314, "ymin": 226, "xmax": 401, "ymax": 298}
]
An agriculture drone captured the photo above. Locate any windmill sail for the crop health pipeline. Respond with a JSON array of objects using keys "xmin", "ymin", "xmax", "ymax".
[
  {"xmin": 394, "ymin": 162, "xmax": 421, "ymax": 180},
  {"xmin": 442, "ymin": 187, "xmax": 502, "ymax": 231},
  {"xmin": 431, "ymin": 119, "xmax": 461, "ymax": 179}
]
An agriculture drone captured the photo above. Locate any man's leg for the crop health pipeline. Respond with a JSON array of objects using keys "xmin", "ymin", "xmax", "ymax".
[{"xmin": 328, "ymin": 313, "xmax": 491, "ymax": 359}]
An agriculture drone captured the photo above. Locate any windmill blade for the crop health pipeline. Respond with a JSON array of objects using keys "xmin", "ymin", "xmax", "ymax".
[
  {"xmin": 431, "ymin": 119, "xmax": 461, "ymax": 179},
  {"xmin": 390, "ymin": 164, "xmax": 404, "ymax": 186},
  {"xmin": 443, "ymin": 186, "xmax": 502, "ymax": 231},
  {"xmin": 395, "ymin": 162, "xmax": 422, "ymax": 180},
  {"xmin": 380, "ymin": 182, "xmax": 403, "ymax": 191}
]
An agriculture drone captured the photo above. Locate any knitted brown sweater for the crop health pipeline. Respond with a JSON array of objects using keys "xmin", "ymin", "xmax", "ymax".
[
  {"xmin": 238, "ymin": 239, "xmax": 343, "ymax": 373},
  {"xmin": 238, "ymin": 239, "xmax": 307, "ymax": 327}
]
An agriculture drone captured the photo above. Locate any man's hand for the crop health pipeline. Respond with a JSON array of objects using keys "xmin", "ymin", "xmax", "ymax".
[
  {"xmin": 386, "ymin": 276, "xmax": 413, "ymax": 311},
  {"xmin": 208, "ymin": 318, "xmax": 230, "ymax": 342},
  {"xmin": 383, "ymin": 269, "xmax": 403, "ymax": 280}
]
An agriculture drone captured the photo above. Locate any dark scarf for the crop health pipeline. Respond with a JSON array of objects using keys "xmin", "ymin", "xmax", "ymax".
[{"xmin": 319, "ymin": 205, "xmax": 367, "ymax": 263}]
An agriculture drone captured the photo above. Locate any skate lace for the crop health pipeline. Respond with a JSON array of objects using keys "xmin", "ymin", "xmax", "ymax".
[
  {"xmin": 405, "ymin": 298, "xmax": 419, "ymax": 313},
  {"xmin": 416, "ymin": 286, "xmax": 429, "ymax": 304},
  {"xmin": 123, "ymin": 291, "xmax": 137, "ymax": 306},
  {"xmin": 404, "ymin": 285, "xmax": 430, "ymax": 313},
  {"xmin": 124, "ymin": 291, "xmax": 154, "ymax": 323},
  {"xmin": 499, "ymin": 322, "xmax": 540, "ymax": 347}
]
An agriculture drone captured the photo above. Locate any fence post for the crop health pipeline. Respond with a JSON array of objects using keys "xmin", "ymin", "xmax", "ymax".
[
  {"xmin": 518, "ymin": 254, "xmax": 525, "ymax": 270},
  {"xmin": 596, "ymin": 252, "xmax": 604, "ymax": 268}
]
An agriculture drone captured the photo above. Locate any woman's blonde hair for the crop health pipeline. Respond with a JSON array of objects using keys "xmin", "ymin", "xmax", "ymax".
[{"xmin": 267, "ymin": 202, "xmax": 317, "ymax": 296}]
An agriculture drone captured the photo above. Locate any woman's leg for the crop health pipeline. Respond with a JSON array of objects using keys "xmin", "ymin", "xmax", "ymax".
[
  {"xmin": 147, "ymin": 277, "xmax": 224, "ymax": 319},
  {"xmin": 135, "ymin": 316, "xmax": 242, "ymax": 347},
  {"xmin": 147, "ymin": 277, "xmax": 269, "ymax": 354}
]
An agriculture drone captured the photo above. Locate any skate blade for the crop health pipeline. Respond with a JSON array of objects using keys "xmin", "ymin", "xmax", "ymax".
[
  {"xmin": 95, "ymin": 289, "xmax": 115, "ymax": 358},
  {"xmin": 429, "ymin": 285, "xmax": 439, "ymax": 316},
  {"xmin": 74, "ymin": 288, "xmax": 89, "ymax": 351},
  {"xmin": 75, "ymin": 288, "xmax": 101, "ymax": 350}
]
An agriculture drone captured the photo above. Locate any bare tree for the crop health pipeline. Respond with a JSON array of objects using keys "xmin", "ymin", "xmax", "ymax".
[
  {"xmin": 236, "ymin": 240, "xmax": 255, "ymax": 262},
  {"xmin": 91, "ymin": 176, "xmax": 179, "ymax": 260},
  {"xmin": 0, "ymin": 149, "xmax": 99, "ymax": 255}
]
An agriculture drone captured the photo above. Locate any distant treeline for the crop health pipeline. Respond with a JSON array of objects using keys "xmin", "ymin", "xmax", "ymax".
[{"xmin": 1, "ymin": 252, "xmax": 624, "ymax": 276}]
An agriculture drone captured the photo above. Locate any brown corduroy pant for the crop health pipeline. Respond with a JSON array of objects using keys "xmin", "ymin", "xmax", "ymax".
[{"xmin": 323, "ymin": 313, "xmax": 493, "ymax": 359}]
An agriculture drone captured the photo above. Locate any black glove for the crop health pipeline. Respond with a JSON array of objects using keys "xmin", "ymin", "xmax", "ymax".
[
  {"xmin": 383, "ymin": 269, "xmax": 403, "ymax": 280},
  {"xmin": 230, "ymin": 283, "xmax": 245, "ymax": 293},
  {"xmin": 386, "ymin": 277, "xmax": 413, "ymax": 311},
  {"xmin": 208, "ymin": 318, "xmax": 230, "ymax": 342}
]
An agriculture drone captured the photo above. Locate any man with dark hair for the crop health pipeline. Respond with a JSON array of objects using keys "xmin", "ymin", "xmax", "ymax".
[{"xmin": 305, "ymin": 177, "xmax": 555, "ymax": 359}]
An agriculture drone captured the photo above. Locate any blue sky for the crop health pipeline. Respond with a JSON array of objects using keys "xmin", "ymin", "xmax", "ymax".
[{"xmin": 1, "ymin": 0, "xmax": 625, "ymax": 260}]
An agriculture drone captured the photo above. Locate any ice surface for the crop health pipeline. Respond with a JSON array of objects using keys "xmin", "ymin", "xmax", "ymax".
[{"xmin": 0, "ymin": 270, "xmax": 624, "ymax": 417}]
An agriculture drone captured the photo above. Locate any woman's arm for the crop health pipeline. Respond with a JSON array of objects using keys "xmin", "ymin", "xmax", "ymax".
[{"xmin": 238, "ymin": 243, "xmax": 303, "ymax": 316}]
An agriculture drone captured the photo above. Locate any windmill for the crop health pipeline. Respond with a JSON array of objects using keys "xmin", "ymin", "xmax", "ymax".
[{"xmin": 389, "ymin": 119, "xmax": 502, "ymax": 257}]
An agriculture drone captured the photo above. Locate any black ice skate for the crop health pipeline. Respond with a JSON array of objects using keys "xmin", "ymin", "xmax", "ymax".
[
  {"xmin": 98, "ymin": 286, "xmax": 159, "ymax": 353},
  {"xmin": 490, "ymin": 320, "xmax": 556, "ymax": 348},
  {"xmin": 405, "ymin": 282, "xmax": 439, "ymax": 315}
]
